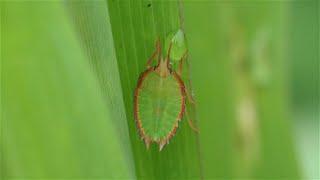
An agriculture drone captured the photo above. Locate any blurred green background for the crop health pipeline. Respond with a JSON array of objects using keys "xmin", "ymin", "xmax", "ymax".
[{"xmin": 0, "ymin": 0, "xmax": 318, "ymax": 179}]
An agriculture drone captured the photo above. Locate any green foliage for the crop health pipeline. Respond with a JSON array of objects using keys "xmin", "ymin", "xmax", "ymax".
[
  {"xmin": 1, "ymin": 0, "xmax": 305, "ymax": 179},
  {"xmin": 182, "ymin": 1, "xmax": 300, "ymax": 178},
  {"xmin": 107, "ymin": 0, "xmax": 202, "ymax": 179},
  {"xmin": 1, "ymin": 1, "xmax": 134, "ymax": 179}
]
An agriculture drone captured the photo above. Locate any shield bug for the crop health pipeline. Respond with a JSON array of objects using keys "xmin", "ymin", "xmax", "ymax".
[{"xmin": 134, "ymin": 39, "xmax": 198, "ymax": 151}]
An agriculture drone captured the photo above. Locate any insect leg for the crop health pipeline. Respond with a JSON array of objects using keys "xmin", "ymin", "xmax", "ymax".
[
  {"xmin": 178, "ymin": 51, "xmax": 196, "ymax": 105},
  {"xmin": 185, "ymin": 87, "xmax": 196, "ymax": 105},
  {"xmin": 146, "ymin": 38, "xmax": 161, "ymax": 68},
  {"xmin": 178, "ymin": 50, "xmax": 188, "ymax": 76},
  {"xmin": 185, "ymin": 107, "xmax": 199, "ymax": 133}
]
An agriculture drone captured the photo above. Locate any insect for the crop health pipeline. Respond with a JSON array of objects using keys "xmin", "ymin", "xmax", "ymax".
[{"xmin": 134, "ymin": 39, "xmax": 198, "ymax": 151}]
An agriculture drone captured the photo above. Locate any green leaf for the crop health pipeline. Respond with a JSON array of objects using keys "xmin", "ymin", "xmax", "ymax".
[
  {"xmin": 1, "ymin": 0, "xmax": 303, "ymax": 179},
  {"xmin": 1, "ymin": 1, "xmax": 134, "ymax": 178},
  {"xmin": 183, "ymin": 1, "xmax": 300, "ymax": 178},
  {"xmin": 107, "ymin": 0, "xmax": 202, "ymax": 179}
]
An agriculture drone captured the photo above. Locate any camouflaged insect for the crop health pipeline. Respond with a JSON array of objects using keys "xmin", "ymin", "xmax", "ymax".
[{"xmin": 134, "ymin": 39, "xmax": 193, "ymax": 151}]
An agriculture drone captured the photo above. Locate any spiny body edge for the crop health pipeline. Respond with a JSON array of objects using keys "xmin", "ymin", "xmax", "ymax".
[{"xmin": 133, "ymin": 67, "xmax": 186, "ymax": 151}]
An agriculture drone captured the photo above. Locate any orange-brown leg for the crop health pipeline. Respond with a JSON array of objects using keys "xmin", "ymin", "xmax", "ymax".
[
  {"xmin": 186, "ymin": 88, "xmax": 196, "ymax": 105},
  {"xmin": 178, "ymin": 51, "xmax": 196, "ymax": 105},
  {"xmin": 146, "ymin": 38, "xmax": 161, "ymax": 68},
  {"xmin": 178, "ymin": 51, "xmax": 198, "ymax": 132},
  {"xmin": 177, "ymin": 50, "xmax": 188, "ymax": 76},
  {"xmin": 185, "ymin": 107, "xmax": 199, "ymax": 133}
]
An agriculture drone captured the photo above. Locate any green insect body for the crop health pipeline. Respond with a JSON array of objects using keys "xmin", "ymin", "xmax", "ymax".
[{"xmin": 134, "ymin": 40, "xmax": 187, "ymax": 151}]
